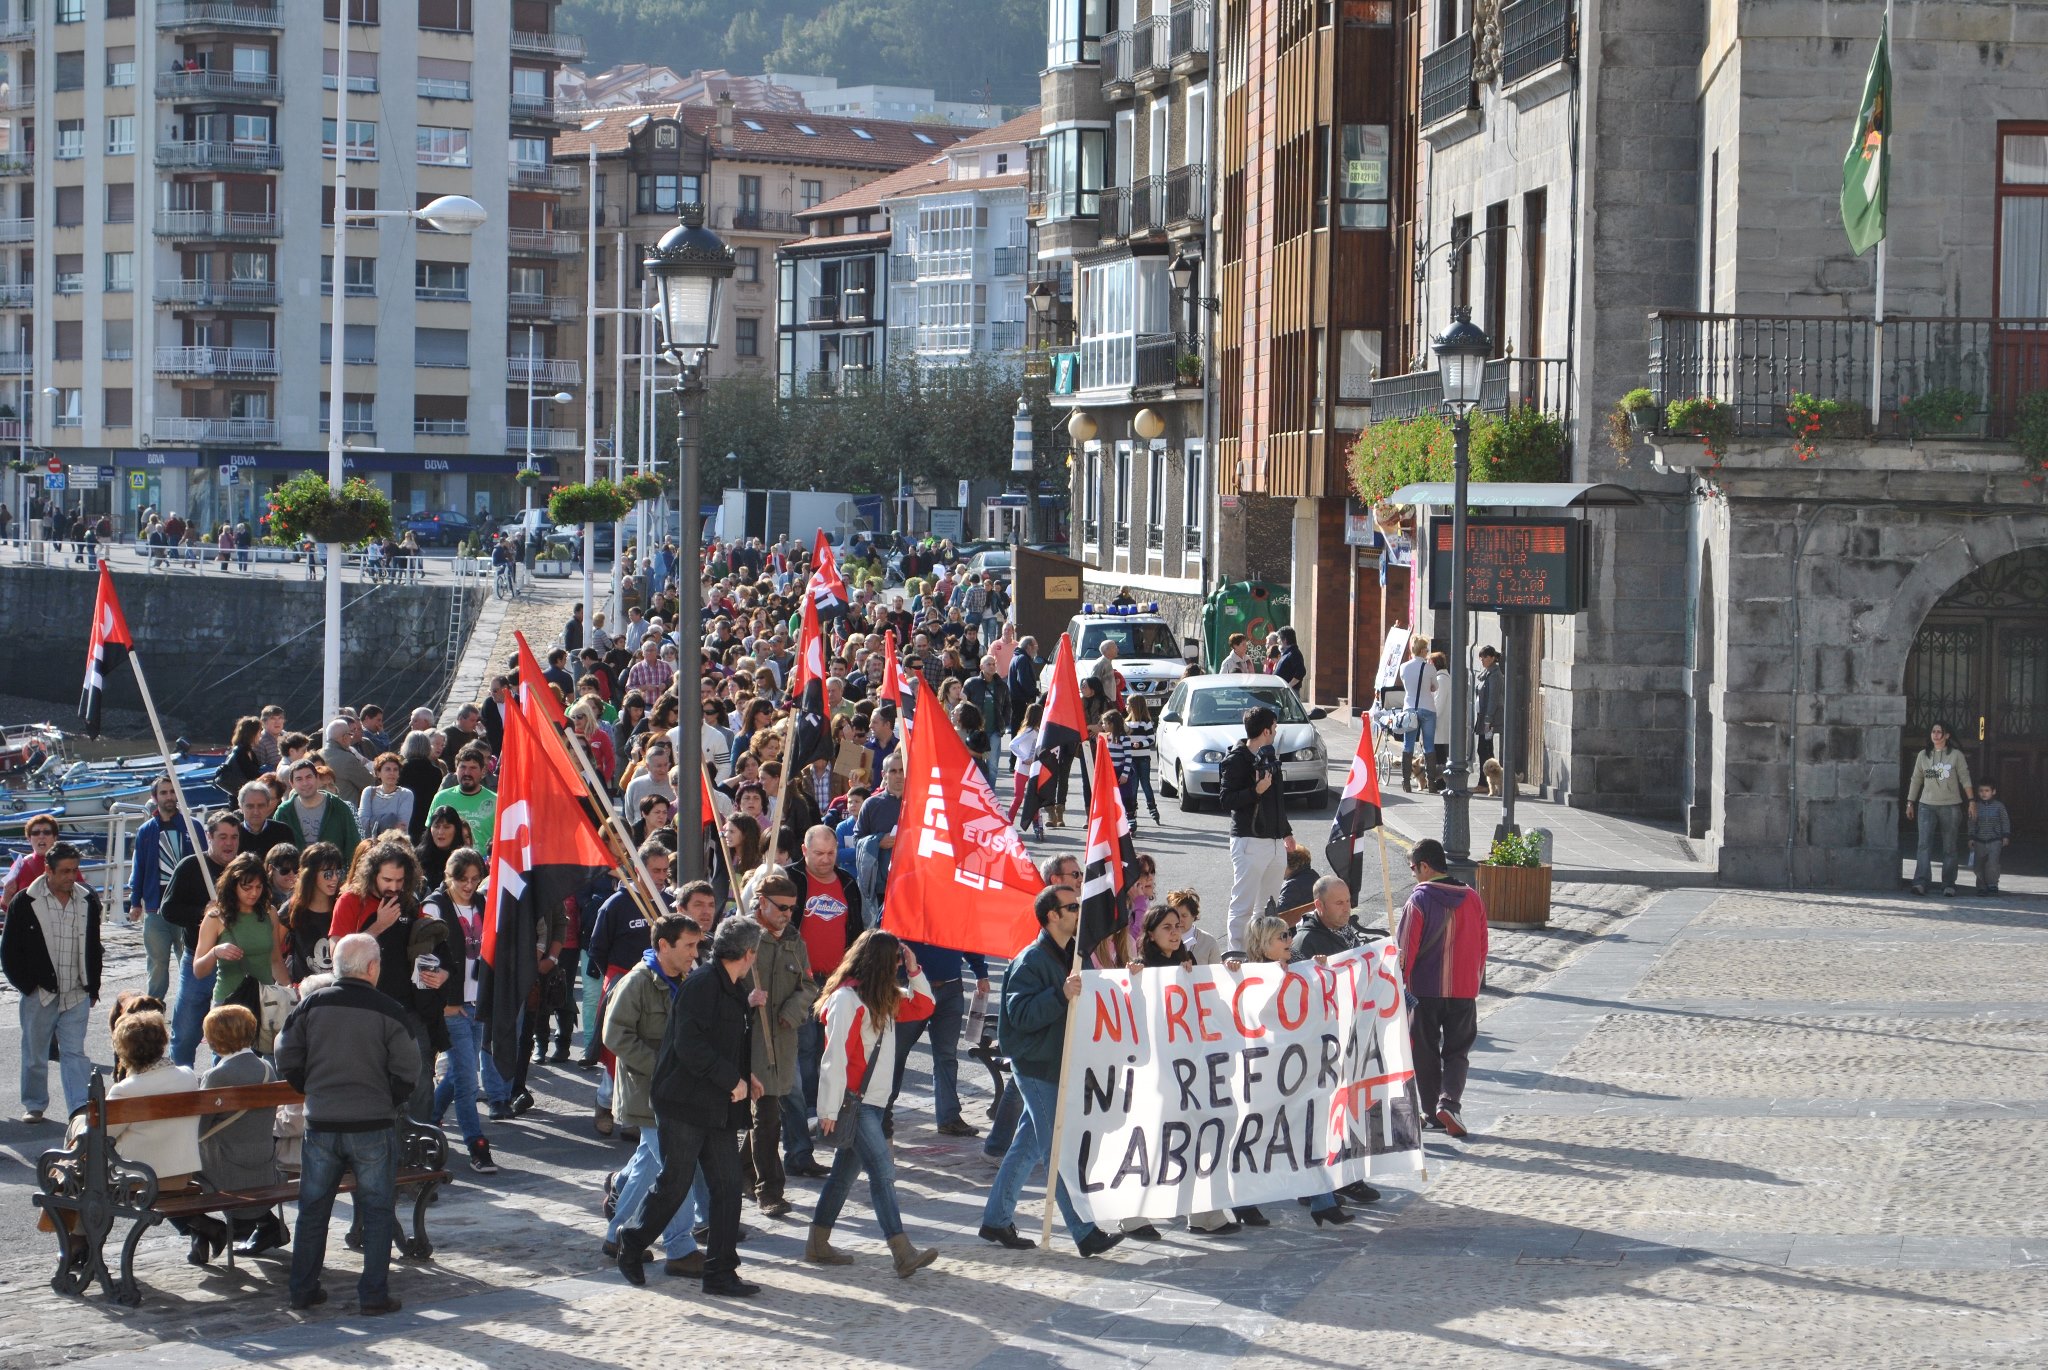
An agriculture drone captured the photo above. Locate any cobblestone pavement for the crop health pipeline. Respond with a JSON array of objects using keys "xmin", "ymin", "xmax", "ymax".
[{"xmin": 9, "ymin": 829, "xmax": 2048, "ymax": 1362}]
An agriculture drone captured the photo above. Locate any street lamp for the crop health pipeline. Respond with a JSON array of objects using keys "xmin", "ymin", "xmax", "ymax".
[
  {"xmin": 1432, "ymin": 305, "xmax": 1490, "ymax": 867},
  {"xmin": 644, "ymin": 201, "xmax": 734, "ymax": 884}
]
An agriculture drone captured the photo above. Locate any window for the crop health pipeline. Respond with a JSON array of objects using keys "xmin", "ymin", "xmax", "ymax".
[
  {"xmin": 418, "ymin": 0, "xmax": 472, "ymax": 32},
  {"xmin": 801, "ymin": 179, "xmax": 824, "ymax": 209},
  {"xmin": 106, "ymin": 46, "xmax": 135, "ymax": 87},
  {"xmin": 52, "ymin": 389, "xmax": 81, "ymax": 427},
  {"xmin": 55, "ymin": 120, "xmax": 82, "ymax": 160},
  {"xmin": 54, "ymin": 189, "xmax": 83, "ymax": 229},
  {"xmin": 322, "ymin": 186, "xmax": 376, "ymax": 225},
  {"xmin": 1113, "ymin": 441, "xmax": 1132, "ymax": 546},
  {"xmin": 1450, "ymin": 213, "xmax": 1473, "ymax": 310},
  {"xmin": 1337, "ymin": 125, "xmax": 1389, "ymax": 229},
  {"xmin": 54, "ymin": 53, "xmax": 83, "ymax": 91},
  {"xmin": 57, "ymin": 0, "xmax": 84, "ymax": 22},
  {"xmin": 319, "ymin": 323, "xmax": 377, "ymax": 365},
  {"xmin": 322, "ymin": 0, "xmax": 381, "ymax": 21},
  {"xmin": 320, "ymin": 255, "xmax": 375, "ymax": 296},
  {"xmin": 415, "ymin": 261, "xmax": 468, "ymax": 300},
  {"xmin": 415, "ymin": 395, "xmax": 468, "ymax": 435},
  {"xmin": 795, "ymin": 123, "xmax": 818, "ymax": 137},
  {"xmin": 104, "ymin": 387, "xmax": 131, "ymax": 429},
  {"xmin": 105, "ymin": 116, "xmax": 133, "ymax": 156},
  {"xmin": 918, "ymin": 280, "xmax": 978, "ymax": 352},
  {"xmin": 231, "ymin": 114, "xmax": 272, "ymax": 147},
  {"xmin": 415, "ymin": 125, "xmax": 469, "ymax": 166},
  {"xmin": 1042, "ymin": 126, "xmax": 1106, "ymax": 219},
  {"xmin": 510, "ymin": 65, "xmax": 546, "ymax": 101},
  {"xmin": 1077, "ymin": 256, "xmax": 1168, "ymax": 391},
  {"xmin": 1483, "ymin": 199, "xmax": 1508, "ymax": 354},
  {"xmin": 1145, "ymin": 443, "xmax": 1166, "ymax": 550},
  {"xmin": 1082, "ymin": 443, "xmax": 1101, "ymax": 539},
  {"xmin": 1338, "ymin": 329, "xmax": 1381, "ymax": 403},
  {"xmin": 636, "ymin": 172, "xmax": 698, "ymax": 214},
  {"xmin": 738, "ymin": 176, "xmax": 762, "ymax": 213},
  {"xmin": 1997, "ymin": 125, "xmax": 2048, "ymax": 316},
  {"xmin": 54, "ymin": 321, "xmax": 81, "ymax": 360},
  {"xmin": 104, "ymin": 182, "xmax": 133, "ymax": 223},
  {"xmin": 104, "ymin": 319, "xmax": 133, "ymax": 361},
  {"xmin": 103, "ymin": 251, "xmax": 131, "ymax": 292},
  {"xmin": 735, "ymin": 317, "xmax": 758, "ymax": 356},
  {"xmin": 736, "ymin": 247, "xmax": 760, "ymax": 283},
  {"xmin": 1186, "ymin": 84, "xmax": 1209, "ymax": 169},
  {"xmin": 232, "ymin": 46, "xmax": 271, "ymax": 78},
  {"xmin": 323, "ymin": 48, "xmax": 378, "ymax": 92},
  {"xmin": 229, "ymin": 251, "xmax": 270, "ymax": 283},
  {"xmin": 414, "ymin": 327, "xmax": 468, "ymax": 368},
  {"xmin": 1182, "ymin": 440, "xmax": 1206, "ymax": 555},
  {"xmin": 1522, "ymin": 188, "xmax": 1547, "ymax": 355},
  {"xmin": 510, "ymin": 134, "xmax": 548, "ymax": 168},
  {"xmin": 53, "ymin": 253, "xmax": 83, "ymax": 292},
  {"xmin": 418, "ymin": 57, "xmax": 472, "ymax": 101},
  {"xmin": 1149, "ymin": 95, "xmax": 1169, "ymax": 176},
  {"xmin": 1049, "ymin": 0, "xmax": 1109, "ymax": 65},
  {"xmin": 319, "ymin": 393, "xmax": 376, "ymax": 435},
  {"xmin": 228, "ymin": 391, "xmax": 268, "ymax": 422},
  {"xmin": 916, "ymin": 203, "xmax": 977, "ymax": 278},
  {"xmin": 322, "ymin": 118, "xmax": 378, "ymax": 160}
]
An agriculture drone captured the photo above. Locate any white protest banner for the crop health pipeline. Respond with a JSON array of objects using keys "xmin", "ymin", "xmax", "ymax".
[{"xmin": 1056, "ymin": 941, "xmax": 1426, "ymax": 1224}]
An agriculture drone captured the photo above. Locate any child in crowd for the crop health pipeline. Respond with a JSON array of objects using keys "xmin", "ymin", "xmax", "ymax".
[{"xmin": 1971, "ymin": 780, "xmax": 2012, "ymax": 894}]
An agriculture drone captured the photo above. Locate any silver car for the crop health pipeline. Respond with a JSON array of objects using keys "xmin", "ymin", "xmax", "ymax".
[{"xmin": 1155, "ymin": 675, "xmax": 1330, "ymax": 812}]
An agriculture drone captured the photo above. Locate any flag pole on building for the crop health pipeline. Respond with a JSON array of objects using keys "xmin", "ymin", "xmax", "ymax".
[{"xmin": 1843, "ymin": 1, "xmax": 1893, "ymax": 417}]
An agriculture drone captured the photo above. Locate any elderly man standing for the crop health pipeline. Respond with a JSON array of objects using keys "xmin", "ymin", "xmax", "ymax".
[
  {"xmin": 320, "ymin": 719, "xmax": 376, "ymax": 805},
  {"xmin": 3, "ymin": 842, "xmax": 100, "ymax": 1124},
  {"xmin": 276, "ymin": 932, "xmax": 420, "ymax": 1314}
]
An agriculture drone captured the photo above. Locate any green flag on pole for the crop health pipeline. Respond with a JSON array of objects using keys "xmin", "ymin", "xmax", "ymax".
[{"xmin": 1841, "ymin": 16, "xmax": 1891, "ymax": 256}]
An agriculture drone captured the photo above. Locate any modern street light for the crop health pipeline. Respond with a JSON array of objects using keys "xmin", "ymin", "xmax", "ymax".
[
  {"xmin": 644, "ymin": 201, "xmax": 734, "ymax": 884},
  {"xmin": 1432, "ymin": 305, "xmax": 1490, "ymax": 867}
]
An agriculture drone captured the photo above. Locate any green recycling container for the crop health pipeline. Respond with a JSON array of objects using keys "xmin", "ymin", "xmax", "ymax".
[{"xmin": 1201, "ymin": 579, "xmax": 1291, "ymax": 670}]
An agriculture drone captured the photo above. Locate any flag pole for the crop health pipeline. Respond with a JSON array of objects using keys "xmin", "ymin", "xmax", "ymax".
[
  {"xmin": 1868, "ymin": 0, "xmax": 1893, "ymax": 420},
  {"xmin": 123, "ymin": 639, "xmax": 216, "ymax": 905}
]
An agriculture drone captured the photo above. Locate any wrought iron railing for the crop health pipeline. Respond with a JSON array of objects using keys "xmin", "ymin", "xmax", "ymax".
[
  {"xmin": 1170, "ymin": 0, "xmax": 1211, "ymax": 63},
  {"xmin": 1136, "ymin": 331, "xmax": 1202, "ymax": 389},
  {"xmin": 1165, "ymin": 164, "xmax": 1208, "ymax": 225},
  {"xmin": 1501, "ymin": 0, "xmax": 1572, "ymax": 87},
  {"xmin": 1101, "ymin": 29, "xmax": 1136, "ymax": 90},
  {"xmin": 1136, "ymin": 14, "xmax": 1171, "ymax": 78},
  {"xmin": 1369, "ymin": 356, "xmax": 1572, "ymax": 424},
  {"xmin": 1420, "ymin": 32, "xmax": 1476, "ymax": 129}
]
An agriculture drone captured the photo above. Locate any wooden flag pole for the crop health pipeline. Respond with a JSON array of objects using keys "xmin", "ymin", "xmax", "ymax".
[
  {"xmin": 761, "ymin": 704, "xmax": 803, "ymax": 874},
  {"xmin": 708, "ymin": 805, "xmax": 777, "ymax": 1069},
  {"xmin": 125, "ymin": 646, "xmax": 216, "ymax": 905}
]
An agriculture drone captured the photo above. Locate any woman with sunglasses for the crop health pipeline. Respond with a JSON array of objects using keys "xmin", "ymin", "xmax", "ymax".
[
  {"xmin": 282, "ymin": 842, "xmax": 345, "ymax": 985},
  {"xmin": 191, "ymin": 851, "xmax": 288, "ymax": 1019}
]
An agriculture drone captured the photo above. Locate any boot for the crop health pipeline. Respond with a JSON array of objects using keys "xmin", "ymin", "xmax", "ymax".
[
  {"xmin": 887, "ymin": 1232, "xmax": 938, "ymax": 1278},
  {"xmin": 805, "ymin": 1225, "xmax": 854, "ymax": 1266},
  {"xmin": 1425, "ymin": 757, "xmax": 1443, "ymax": 792},
  {"xmin": 1400, "ymin": 755, "xmax": 1414, "ymax": 793}
]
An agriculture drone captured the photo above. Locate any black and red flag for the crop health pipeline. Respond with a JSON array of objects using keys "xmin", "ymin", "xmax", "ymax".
[
  {"xmin": 1019, "ymin": 634, "xmax": 1087, "ymax": 829},
  {"xmin": 808, "ymin": 528, "xmax": 848, "ymax": 620},
  {"xmin": 787, "ymin": 589, "xmax": 832, "ymax": 773},
  {"xmin": 479, "ymin": 692, "xmax": 612, "ymax": 1068},
  {"xmin": 1078, "ymin": 732, "xmax": 1140, "ymax": 959},
  {"xmin": 78, "ymin": 561, "xmax": 134, "ymax": 738},
  {"xmin": 1325, "ymin": 725, "xmax": 1385, "ymax": 898}
]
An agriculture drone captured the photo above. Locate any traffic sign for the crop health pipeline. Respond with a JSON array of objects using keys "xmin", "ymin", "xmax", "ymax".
[
  {"xmin": 70, "ymin": 465, "xmax": 100, "ymax": 490},
  {"xmin": 129, "ymin": 471, "xmax": 148, "ymax": 491},
  {"xmin": 219, "ymin": 463, "xmax": 240, "ymax": 485},
  {"xmin": 43, "ymin": 471, "xmax": 65, "ymax": 491},
  {"xmin": 45, "ymin": 454, "xmax": 61, "ymax": 474}
]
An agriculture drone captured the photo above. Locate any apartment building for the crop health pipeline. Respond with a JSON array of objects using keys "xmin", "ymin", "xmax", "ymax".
[
  {"xmin": 1031, "ymin": 0, "xmax": 1216, "ymax": 629},
  {"xmin": 776, "ymin": 109, "xmax": 1037, "ymax": 393},
  {"xmin": 552, "ymin": 97, "xmax": 972, "ymax": 440},
  {"xmin": 1, "ymin": 0, "xmax": 584, "ymax": 532}
]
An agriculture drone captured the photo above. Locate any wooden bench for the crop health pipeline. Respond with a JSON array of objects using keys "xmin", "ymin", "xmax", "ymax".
[{"xmin": 33, "ymin": 1071, "xmax": 450, "ymax": 1306}]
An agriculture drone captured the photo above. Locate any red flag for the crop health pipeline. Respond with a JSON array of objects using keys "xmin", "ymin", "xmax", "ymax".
[
  {"xmin": 479, "ymin": 695, "xmax": 611, "ymax": 1065},
  {"xmin": 791, "ymin": 590, "xmax": 826, "ymax": 702},
  {"xmin": 78, "ymin": 561, "xmax": 134, "ymax": 738},
  {"xmin": 1325, "ymin": 724, "xmax": 1385, "ymax": 897},
  {"xmin": 1079, "ymin": 733, "xmax": 1137, "ymax": 956},
  {"xmin": 879, "ymin": 628, "xmax": 903, "ymax": 706},
  {"xmin": 882, "ymin": 678, "xmax": 1044, "ymax": 958},
  {"xmin": 808, "ymin": 528, "xmax": 847, "ymax": 616},
  {"xmin": 1020, "ymin": 634, "xmax": 1087, "ymax": 826},
  {"xmin": 513, "ymin": 631, "xmax": 570, "ymax": 733},
  {"xmin": 700, "ymin": 764, "xmax": 719, "ymax": 829}
]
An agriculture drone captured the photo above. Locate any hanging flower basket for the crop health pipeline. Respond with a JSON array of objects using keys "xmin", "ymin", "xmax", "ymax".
[
  {"xmin": 263, "ymin": 471, "xmax": 393, "ymax": 547},
  {"xmin": 514, "ymin": 468, "xmax": 549, "ymax": 488},
  {"xmin": 620, "ymin": 473, "xmax": 665, "ymax": 502},
  {"xmin": 548, "ymin": 480, "xmax": 632, "ymax": 527}
]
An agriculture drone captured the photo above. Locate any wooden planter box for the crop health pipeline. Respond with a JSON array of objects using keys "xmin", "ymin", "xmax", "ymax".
[{"xmin": 1476, "ymin": 863, "xmax": 1552, "ymax": 926}]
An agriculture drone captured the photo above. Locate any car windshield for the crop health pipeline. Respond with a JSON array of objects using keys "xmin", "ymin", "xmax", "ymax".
[
  {"xmin": 1186, "ymin": 686, "xmax": 1308, "ymax": 728},
  {"xmin": 1078, "ymin": 622, "xmax": 1181, "ymax": 660}
]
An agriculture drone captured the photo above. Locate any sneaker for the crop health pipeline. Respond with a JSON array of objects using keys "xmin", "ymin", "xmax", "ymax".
[
  {"xmin": 467, "ymin": 1139, "xmax": 498, "ymax": 1175},
  {"xmin": 1436, "ymin": 1105, "xmax": 1469, "ymax": 1139},
  {"xmin": 19, "ymin": 1109, "xmax": 45, "ymax": 1125},
  {"xmin": 510, "ymin": 1091, "xmax": 536, "ymax": 1116},
  {"xmin": 936, "ymin": 1119, "xmax": 981, "ymax": 1138},
  {"xmin": 1943, "ymin": 886, "xmax": 1957, "ymax": 898}
]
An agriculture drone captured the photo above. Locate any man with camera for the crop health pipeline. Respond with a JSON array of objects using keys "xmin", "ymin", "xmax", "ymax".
[{"xmin": 1218, "ymin": 705, "xmax": 1292, "ymax": 956}]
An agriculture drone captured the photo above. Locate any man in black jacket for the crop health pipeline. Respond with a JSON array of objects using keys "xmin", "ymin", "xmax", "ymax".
[
  {"xmin": 965, "ymin": 654, "xmax": 1012, "ymax": 779},
  {"xmin": 1218, "ymin": 706, "xmax": 1291, "ymax": 956},
  {"xmin": 616, "ymin": 916, "xmax": 765, "ymax": 1294},
  {"xmin": 1272, "ymin": 626, "xmax": 1308, "ymax": 694},
  {"xmin": 2, "ymin": 843, "xmax": 101, "ymax": 1124}
]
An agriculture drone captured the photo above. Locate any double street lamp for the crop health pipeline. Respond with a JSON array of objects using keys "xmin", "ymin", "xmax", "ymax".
[
  {"xmin": 1431, "ymin": 306, "xmax": 1490, "ymax": 867},
  {"xmin": 643, "ymin": 202, "xmax": 734, "ymax": 883}
]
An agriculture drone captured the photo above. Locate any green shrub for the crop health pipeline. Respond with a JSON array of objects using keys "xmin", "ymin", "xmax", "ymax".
[
  {"xmin": 548, "ymin": 480, "xmax": 632, "ymax": 526},
  {"xmin": 1349, "ymin": 403, "xmax": 1566, "ymax": 504},
  {"xmin": 1485, "ymin": 831, "xmax": 1544, "ymax": 867}
]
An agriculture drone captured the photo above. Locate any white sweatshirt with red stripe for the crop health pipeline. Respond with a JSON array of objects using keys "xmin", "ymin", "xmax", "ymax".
[{"xmin": 817, "ymin": 971, "xmax": 934, "ymax": 1119}]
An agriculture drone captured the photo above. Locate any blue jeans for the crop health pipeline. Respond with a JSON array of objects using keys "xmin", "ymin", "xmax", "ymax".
[
  {"xmin": 982, "ymin": 1071, "xmax": 1096, "ymax": 1248},
  {"xmin": 141, "ymin": 911, "xmax": 179, "ymax": 1002},
  {"xmin": 1128, "ymin": 756, "xmax": 1157, "ymax": 815},
  {"xmin": 891, "ymin": 978, "xmax": 966, "ymax": 1126},
  {"xmin": 1403, "ymin": 708, "xmax": 1438, "ymax": 757},
  {"xmin": 433, "ymin": 1006, "xmax": 484, "ymax": 1144},
  {"xmin": 19, "ymin": 993, "xmax": 91, "ymax": 1117},
  {"xmin": 1914, "ymin": 802, "xmax": 1964, "ymax": 888},
  {"xmin": 607, "ymin": 1121, "xmax": 703, "ymax": 1254},
  {"xmin": 813, "ymin": 1102, "xmax": 904, "ymax": 1239},
  {"xmin": 170, "ymin": 952, "xmax": 215, "ymax": 1068},
  {"xmin": 291, "ymin": 1125, "xmax": 397, "ymax": 1307},
  {"xmin": 781, "ymin": 1012, "xmax": 824, "ymax": 1166}
]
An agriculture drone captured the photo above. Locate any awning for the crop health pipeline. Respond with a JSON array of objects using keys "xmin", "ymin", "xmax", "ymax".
[{"xmin": 1383, "ymin": 481, "xmax": 1643, "ymax": 508}]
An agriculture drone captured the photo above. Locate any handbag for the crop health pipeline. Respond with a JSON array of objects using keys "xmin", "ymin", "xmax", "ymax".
[
  {"xmin": 1388, "ymin": 708, "xmax": 1421, "ymax": 736},
  {"xmin": 823, "ymin": 1041, "xmax": 882, "ymax": 1151}
]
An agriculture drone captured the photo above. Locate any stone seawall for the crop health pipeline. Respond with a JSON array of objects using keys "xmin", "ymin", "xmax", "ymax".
[{"xmin": 0, "ymin": 566, "xmax": 485, "ymax": 741}]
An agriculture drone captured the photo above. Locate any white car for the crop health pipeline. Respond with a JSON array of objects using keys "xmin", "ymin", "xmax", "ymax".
[
  {"xmin": 1045, "ymin": 606, "xmax": 1189, "ymax": 706},
  {"xmin": 1155, "ymin": 674, "xmax": 1331, "ymax": 812}
]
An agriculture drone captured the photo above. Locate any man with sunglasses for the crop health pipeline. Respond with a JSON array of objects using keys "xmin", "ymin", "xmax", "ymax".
[{"xmin": 742, "ymin": 873, "xmax": 815, "ymax": 1219}]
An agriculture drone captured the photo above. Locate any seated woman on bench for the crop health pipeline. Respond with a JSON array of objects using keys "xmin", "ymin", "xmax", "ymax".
[
  {"xmin": 200, "ymin": 1005, "xmax": 288, "ymax": 1257},
  {"xmin": 104, "ymin": 1011, "xmax": 232, "ymax": 1264}
]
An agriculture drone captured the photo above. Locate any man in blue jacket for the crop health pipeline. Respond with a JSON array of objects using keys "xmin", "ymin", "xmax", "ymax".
[
  {"xmin": 976, "ymin": 885, "xmax": 1120, "ymax": 1257},
  {"xmin": 125, "ymin": 777, "xmax": 201, "ymax": 1001}
]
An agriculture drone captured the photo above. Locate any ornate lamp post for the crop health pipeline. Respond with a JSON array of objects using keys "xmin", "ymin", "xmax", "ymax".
[
  {"xmin": 643, "ymin": 202, "xmax": 734, "ymax": 882},
  {"xmin": 1432, "ymin": 306, "xmax": 1490, "ymax": 866}
]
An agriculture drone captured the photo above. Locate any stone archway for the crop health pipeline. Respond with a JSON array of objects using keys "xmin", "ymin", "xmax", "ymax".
[{"xmin": 1899, "ymin": 546, "xmax": 2048, "ymax": 837}]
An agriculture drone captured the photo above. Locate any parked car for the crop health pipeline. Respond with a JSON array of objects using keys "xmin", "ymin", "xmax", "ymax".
[
  {"xmin": 545, "ymin": 523, "xmax": 617, "ymax": 563},
  {"xmin": 966, "ymin": 548, "xmax": 1013, "ymax": 583},
  {"xmin": 401, "ymin": 509, "xmax": 475, "ymax": 547},
  {"xmin": 1154, "ymin": 674, "xmax": 1331, "ymax": 812}
]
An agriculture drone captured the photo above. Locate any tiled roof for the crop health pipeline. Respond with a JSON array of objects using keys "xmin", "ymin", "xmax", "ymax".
[
  {"xmin": 555, "ymin": 104, "xmax": 977, "ymax": 171},
  {"xmin": 948, "ymin": 109, "xmax": 1044, "ymax": 151},
  {"xmin": 779, "ymin": 227, "xmax": 896, "ymax": 253},
  {"xmin": 795, "ymin": 110, "xmax": 1040, "ymax": 222}
]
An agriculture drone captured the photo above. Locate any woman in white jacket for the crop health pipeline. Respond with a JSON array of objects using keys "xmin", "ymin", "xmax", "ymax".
[{"xmin": 805, "ymin": 929, "xmax": 937, "ymax": 1277}]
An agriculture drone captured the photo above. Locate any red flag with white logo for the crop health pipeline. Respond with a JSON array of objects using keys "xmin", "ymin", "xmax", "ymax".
[
  {"xmin": 78, "ymin": 561, "xmax": 134, "ymax": 738},
  {"xmin": 809, "ymin": 528, "xmax": 848, "ymax": 618}
]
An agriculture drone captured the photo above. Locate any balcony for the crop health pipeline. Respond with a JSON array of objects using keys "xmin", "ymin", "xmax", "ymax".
[
  {"xmin": 1101, "ymin": 29, "xmax": 1136, "ymax": 94},
  {"xmin": 508, "ymin": 356, "xmax": 581, "ymax": 386},
  {"xmin": 808, "ymin": 295, "xmax": 840, "ymax": 323},
  {"xmin": 0, "ymin": 22, "xmax": 31, "ymax": 44},
  {"xmin": 155, "ymin": 277, "xmax": 281, "ymax": 307},
  {"xmin": 0, "ymin": 283, "xmax": 29, "ymax": 306},
  {"xmin": 1136, "ymin": 331, "xmax": 1201, "ymax": 390},
  {"xmin": 1133, "ymin": 14, "xmax": 1171, "ymax": 88},
  {"xmin": 0, "ymin": 152, "xmax": 32, "ymax": 176},
  {"xmin": 154, "ymin": 208, "xmax": 280, "ymax": 240},
  {"xmin": 509, "ymin": 30, "xmax": 587, "ymax": 61},
  {"xmin": 987, "ymin": 321, "xmax": 1025, "ymax": 352},
  {"xmin": 510, "ymin": 91, "xmax": 573, "ymax": 124},
  {"xmin": 156, "ymin": 140, "xmax": 282, "ymax": 170},
  {"xmin": 155, "ymin": 68, "xmax": 281, "ymax": 100},
  {"xmin": 511, "ymin": 161, "xmax": 580, "ymax": 192},
  {"xmin": 1165, "ymin": 164, "xmax": 1208, "ymax": 227},
  {"xmin": 414, "ymin": 417, "xmax": 469, "ymax": 437},
  {"xmin": 0, "ymin": 84, "xmax": 34, "ymax": 110},
  {"xmin": 1647, "ymin": 311, "xmax": 2048, "ymax": 442},
  {"xmin": 507, "ymin": 292, "xmax": 578, "ymax": 321},
  {"xmin": 155, "ymin": 345, "xmax": 279, "ymax": 377},
  {"xmin": 1369, "ymin": 355, "xmax": 1572, "ymax": 425},
  {"xmin": 0, "ymin": 351, "xmax": 30, "ymax": 374},
  {"xmin": 0, "ymin": 218, "xmax": 29, "ymax": 242},
  {"xmin": 1420, "ymin": 32, "xmax": 1478, "ymax": 131},
  {"xmin": 1102, "ymin": 176, "xmax": 1165, "ymax": 239},
  {"xmin": 507, "ymin": 425, "xmax": 579, "ymax": 452},
  {"xmin": 890, "ymin": 254, "xmax": 919, "ymax": 283},
  {"xmin": 157, "ymin": 1, "xmax": 283, "ymax": 32},
  {"xmin": 1501, "ymin": 0, "xmax": 1573, "ymax": 89},
  {"xmin": 726, "ymin": 208, "xmax": 801, "ymax": 234},
  {"xmin": 505, "ymin": 227, "xmax": 579, "ymax": 256},
  {"xmin": 1170, "ymin": 0, "xmax": 1211, "ymax": 72},
  {"xmin": 153, "ymin": 416, "xmax": 278, "ymax": 444},
  {"xmin": 415, "ymin": 77, "xmax": 471, "ymax": 101}
]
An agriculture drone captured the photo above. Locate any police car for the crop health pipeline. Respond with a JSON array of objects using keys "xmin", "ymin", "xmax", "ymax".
[{"xmin": 1045, "ymin": 602, "xmax": 1190, "ymax": 704}]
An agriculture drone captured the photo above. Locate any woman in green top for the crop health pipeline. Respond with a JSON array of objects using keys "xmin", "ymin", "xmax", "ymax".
[{"xmin": 193, "ymin": 851, "xmax": 289, "ymax": 1013}]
